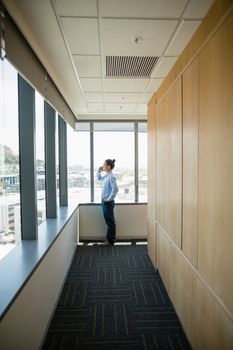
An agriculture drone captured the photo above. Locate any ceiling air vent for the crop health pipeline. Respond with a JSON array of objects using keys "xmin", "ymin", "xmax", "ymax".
[{"xmin": 106, "ymin": 56, "xmax": 159, "ymax": 77}]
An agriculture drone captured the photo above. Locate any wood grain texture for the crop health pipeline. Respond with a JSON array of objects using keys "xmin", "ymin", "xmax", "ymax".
[
  {"xmin": 196, "ymin": 278, "xmax": 233, "ymax": 349},
  {"xmin": 157, "ymin": 227, "xmax": 171, "ymax": 294},
  {"xmin": 170, "ymin": 248, "xmax": 198, "ymax": 349},
  {"xmin": 198, "ymin": 10, "xmax": 233, "ymax": 314},
  {"xmin": 147, "ymin": 3, "xmax": 233, "ymax": 348},
  {"xmin": 158, "ymin": 229, "xmax": 233, "ymax": 350},
  {"xmin": 182, "ymin": 57, "xmax": 199, "ymax": 267},
  {"xmin": 157, "ymin": 78, "xmax": 182, "ymax": 248},
  {"xmin": 147, "ymin": 102, "xmax": 157, "ymax": 266}
]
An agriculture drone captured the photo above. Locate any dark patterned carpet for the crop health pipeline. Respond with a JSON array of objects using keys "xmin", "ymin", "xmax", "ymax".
[{"xmin": 43, "ymin": 243, "xmax": 191, "ymax": 350}]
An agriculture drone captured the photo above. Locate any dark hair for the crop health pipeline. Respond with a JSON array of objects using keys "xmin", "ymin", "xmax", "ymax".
[{"xmin": 105, "ymin": 159, "xmax": 116, "ymax": 169}]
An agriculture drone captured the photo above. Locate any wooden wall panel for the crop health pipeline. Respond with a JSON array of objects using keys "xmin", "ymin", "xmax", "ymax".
[
  {"xmin": 148, "ymin": 2, "xmax": 233, "ymax": 348},
  {"xmin": 182, "ymin": 57, "xmax": 199, "ymax": 266},
  {"xmin": 196, "ymin": 279, "xmax": 233, "ymax": 350},
  {"xmin": 157, "ymin": 79, "xmax": 182, "ymax": 247},
  {"xmin": 198, "ymin": 11, "xmax": 233, "ymax": 314},
  {"xmin": 170, "ymin": 249, "xmax": 197, "ymax": 349},
  {"xmin": 158, "ymin": 229, "xmax": 233, "ymax": 350},
  {"xmin": 157, "ymin": 99, "xmax": 170, "ymax": 234},
  {"xmin": 147, "ymin": 102, "xmax": 157, "ymax": 266},
  {"xmin": 157, "ymin": 227, "xmax": 171, "ymax": 294}
]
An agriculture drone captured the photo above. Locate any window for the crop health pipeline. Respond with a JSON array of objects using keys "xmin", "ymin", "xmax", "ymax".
[
  {"xmin": 69, "ymin": 121, "xmax": 147, "ymax": 204},
  {"xmin": 35, "ymin": 92, "xmax": 46, "ymax": 224},
  {"xmin": 94, "ymin": 123, "xmax": 135, "ymax": 202},
  {"xmin": 138, "ymin": 122, "xmax": 148, "ymax": 202},
  {"xmin": 0, "ymin": 59, "xmax": 21, "ymax": 260},
  {"xmin": 67, "ymin": 124, "xmax": 90, "ymax": 202}
]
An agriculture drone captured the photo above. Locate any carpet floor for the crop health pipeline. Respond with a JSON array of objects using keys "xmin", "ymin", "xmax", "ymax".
[{"xmin": 43, "ymin": 244, "xmax": 191, "ymax": 350}]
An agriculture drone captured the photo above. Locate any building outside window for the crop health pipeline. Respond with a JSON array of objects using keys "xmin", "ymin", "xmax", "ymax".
[
  {"xmin": 0, "ymin": 59, "xmax": 21, "ymax": 261},
  {"xmin": 35, "ymin": 91, "xmax": 46, "ymax": 224},
  {"xmin": 67, "ymin": 123, "xmax": 91, "ymax": 202}
]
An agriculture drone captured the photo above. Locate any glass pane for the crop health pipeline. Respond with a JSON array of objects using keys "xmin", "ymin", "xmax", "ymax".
[
  {"xmin": 67, "ymin": 125, "xmax": 90, "ymax": 202},
  {"xmin": 138, "ymin": 123, "xmax": 148, "ymax": 202},
  {"xmin": 94, "ymin": 122, "xmax": 134, "ymax": 132},
  {"xmin": 75, "ymin": 122, "xmax": 90, "ymax": 131},
  {"xmin": 0, "ymin": 59, "xmax": 21, "ymax": 261},
  {"xmin": 35, "ymin": 92, "xmax": 46, "ymax": 225},
  {"xmin": 138, "ymin": 122, "xmax": 147, "ymax": 132},
  {"xmin": 94, "ymin": 131, "xmax": 135, "ymax": 202}
]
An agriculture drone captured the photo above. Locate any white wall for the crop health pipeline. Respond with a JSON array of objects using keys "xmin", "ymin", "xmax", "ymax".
[
  {"xmin": 0, "ymin": 209, "xmax": 78, "ymax": 350},
  {"xmin": 79, "ymin": 204, "xmax": 147, "ymax": 240}
]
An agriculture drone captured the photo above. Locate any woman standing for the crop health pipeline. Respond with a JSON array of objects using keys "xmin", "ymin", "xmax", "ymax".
[{"xmin": 96, "ymin": 159, "xmax": 118, "ymax": 246}]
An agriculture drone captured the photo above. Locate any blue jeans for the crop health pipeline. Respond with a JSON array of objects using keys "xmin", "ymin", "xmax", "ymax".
[{"xmin": 101, "ymin": 200, "xmax": 116, "ymax": 244}]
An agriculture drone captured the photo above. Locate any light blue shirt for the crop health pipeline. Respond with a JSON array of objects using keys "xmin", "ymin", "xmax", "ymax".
[{"xmin": 96, "ymin": 171, "xmax": 118, "ymax": 201}]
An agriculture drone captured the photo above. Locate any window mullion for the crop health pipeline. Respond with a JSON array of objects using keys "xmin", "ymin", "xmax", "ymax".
[
  {"xmin": 44, "ymin": 101, "xmax": 57, "ymax": 217},
  {"xmin": 58, "ymin": 115, "xmax": 68, "ymax": 206},
  {"xmin": 90, "ymin": 122, "xmax": 94, "ymax": 202},
  {"xmin": 135, "ymin": 121, "xmax": 139, "ymax": 203},
  {"xmin": 18, "ymin": 74, "xmax": 38, "ymax": 239}
]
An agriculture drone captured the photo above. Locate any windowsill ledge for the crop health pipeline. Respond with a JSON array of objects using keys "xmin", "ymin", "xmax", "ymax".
[{"xmin": 0, "ymin": 201, "xmax": 79, "ymax": 320}]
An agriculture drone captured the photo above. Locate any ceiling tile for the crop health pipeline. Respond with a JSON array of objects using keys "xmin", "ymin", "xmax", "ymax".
[
  {"xmin": 104, "ymin": 92, "xmax": 141, "ymax": 102},
  {"xmin": 104, "ymin": 78, "xmax": 150, "ymax": 92},
  {"xmin": 88, "ymin": 103, "xmax": 104, "ymax": 112},
  {"xmin": 74, "ymin": 55, "xmax": 102, "ymax": 77},
  {"xmin": 53, "ymin": 0, "xmax": 97, "ymax": 16},
  {"xmin": 151, "ymin": 56, "xmax": 178, "ymax": 78},
  {"xmin": 80, "ymin": 78, "xmax": 102, "ymax": 92},
  {"xmin": 183, "ymin": 0, "xmax": 214, "ymax": 19},
  {"xmin": 165, "ymin": 20, "xmax": 201, "ymax": 56},
  {"xmin": 105, "ymin": 103, "xmax": 137, "ymax": 112},
  {"xmin": 61, "ymin": 17, "xmax": 100, "ymax": 54},
  {"xmin": 100, "ymin": 0, "xmax": 188, "ymax": 18},
  {"xmin": 138, "ymin": 92, "xmax": 154, "ymax": 103},
  {"xmin": 101, "ymin": 19, "xmax": 178, "ymax": 56},
  {"xmin": 146, "ymin": 79, "xmax": 163, "ymax": 93},
  {"xmin": 52, "ymin": 67, "xmax": 86, "ymax": 112},
  {"xmin": 85, "ymin": 92, "xmax": 103, "ymax": 102},
  {"xmin": 135, "ymin": 104, "xmax": 148, "ymax": 113}
]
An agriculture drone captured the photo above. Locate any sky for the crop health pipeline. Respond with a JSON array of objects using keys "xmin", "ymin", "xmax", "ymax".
[{"xmin": 0, "ymin": 59, "xmax": 19, "ymax": 153}]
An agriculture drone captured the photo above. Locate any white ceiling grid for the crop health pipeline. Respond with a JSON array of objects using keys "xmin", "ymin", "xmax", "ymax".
[
  {"xmin": 4, "ymin": 0, "xmax": 214, "ymax": 118},
  {"xmin": 52, "ymin": 0, "xmax": 213, "ymax": 116}
]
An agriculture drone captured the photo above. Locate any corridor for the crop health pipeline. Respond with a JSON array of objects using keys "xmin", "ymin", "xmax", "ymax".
[{"xmin": 43, "ymin": 243, "xmax": 191, "ymax": 350}]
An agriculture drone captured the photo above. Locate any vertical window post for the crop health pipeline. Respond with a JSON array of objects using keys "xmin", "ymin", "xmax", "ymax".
[
  {"xmin": 44, "ymin": 101, "xmax": 57, "ymax": 217},
  {"xmin": 135, "ymin": 121, "xmax": 139, "ymax": 202},
  {"xmin": 90, "ymin": 122, "xmax": 94, "ymax": 202},
  {"xmin": 18, "ymin": 75, "xmax": 38, "ymax": 239},
  {"xmin": 58, "ymin": 115, "xmax": 68, "ymax": 206}
]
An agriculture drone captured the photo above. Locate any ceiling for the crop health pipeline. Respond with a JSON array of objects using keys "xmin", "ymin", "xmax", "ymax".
[{"xmin": 3, "ymin": 0, "xmax": 214, "ymax": 119}]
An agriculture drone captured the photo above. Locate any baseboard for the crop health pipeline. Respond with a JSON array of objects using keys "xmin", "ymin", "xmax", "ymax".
[{"xmin": 79, "ymin": 235, "xmax": 147, "ymax": 241}]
